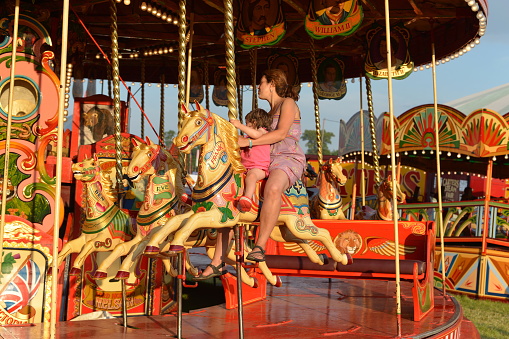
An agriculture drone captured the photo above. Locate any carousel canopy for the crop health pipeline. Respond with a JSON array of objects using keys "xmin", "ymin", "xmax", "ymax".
[
  {"xmin": 446, "ymin": 83, "xmax": 509, "ymax": 116},
  {"xmin": 339, "ymin": 104, "xmax": 509, "ymax": 179},
  {"xmin": 2, "ymin": 0, "xmax": 488, "ymax": 84}
]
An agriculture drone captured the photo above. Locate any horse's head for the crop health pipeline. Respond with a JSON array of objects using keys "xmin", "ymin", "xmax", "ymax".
[
  {"xmin": 323, "ymin": 158, "xmax": 347, "ymax": 186},
  {"xmin": 72, "ymin": 154, "xmax": 100, "ymax": 182},
  {"xmin": 378, "ymin": 175, "xmax": 406, "ymax": 203},
  {"xmin": 126, "ymin": 137, "xmax": 163, "ymax": 182},
  {"xmin": 174, "ymin": 102, "xmax": 214, "ymax": 154}
]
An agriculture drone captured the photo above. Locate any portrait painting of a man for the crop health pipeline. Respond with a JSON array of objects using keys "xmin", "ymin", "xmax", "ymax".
[
  {"xmin": 236, "ymin": 0, "xmax": 285, "ymax": 48},
  {"xmin": 315, "ymin": 0, "xmax": 352, "ymax": 25}
]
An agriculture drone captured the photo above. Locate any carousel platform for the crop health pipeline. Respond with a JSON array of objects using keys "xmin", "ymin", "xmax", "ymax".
[{"xmin": 0, "ymin": 276, "xmax": 479, "ymax": 338}]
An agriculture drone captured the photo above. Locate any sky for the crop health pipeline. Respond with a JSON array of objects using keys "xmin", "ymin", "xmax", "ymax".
[{"xmin": 70, "ymin": 1, "xmax": 509, "ymax": 152}]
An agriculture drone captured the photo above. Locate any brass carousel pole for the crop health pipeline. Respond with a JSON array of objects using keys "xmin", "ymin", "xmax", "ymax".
[
  {"xmin": 109, "ymin": 0, "xmax": 128, "ymax": 328},
  {"xmin": 237, "ymin": 67, "xmax": 243, "ymax": 123},
  {"xmin": 141, "ymin": 58, "xmax": 146, "ymax": 139},
  {"xmin": 430, "ymin": 37, "xmax": 447, "ymax": 297},
  {"xmin": 160, "ymin": 73, "xmax": 165, "ymax": 146},
  {"xmin": 176, "ymin": 1, "xmax": 188, "ymax": 337},
  {"xmin": 383, "ymin": 0, "xmax": 402, "ymax": 335},
  {"xmin": 0, "ymin": 0, "xmax": 20, "ymax": 292},
  {"xmin": 185, "ymin": 13, "xmax": 194, "ymax": 108},
  {"xmin": 204, "ymin": 61, "xmax": 210, "ymax": 110},
  {"xmin": 223, "ymin": 0, "xmax": 244, "ymax": 336},
  {"xmin": 250, "ymin": 48, "xmax": 258, "ymax": 110},
  {"xmin": 364, "ymin": 77, "xmax": 381, "ymax": 187},
  {"xmin": 49, "ymin": 0, "xmax": 70, "ymax": 337},
  {"xmin": 359, "ymin": 75, "xmax": 366, "ymax": 206},
  {"xmin": 310, "ymin": 37, "xmax": 323, "ymax": 166}
]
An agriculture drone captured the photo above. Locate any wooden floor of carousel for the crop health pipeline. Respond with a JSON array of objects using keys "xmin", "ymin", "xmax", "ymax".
[{"xmin": 3, "ymin": 251, "xmax": 479, "ymax": 338}]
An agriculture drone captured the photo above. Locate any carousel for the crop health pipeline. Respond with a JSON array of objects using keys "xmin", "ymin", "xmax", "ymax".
[{"xmin": 0, "ymin": 0, "xmax": 488, "ymax": 338}]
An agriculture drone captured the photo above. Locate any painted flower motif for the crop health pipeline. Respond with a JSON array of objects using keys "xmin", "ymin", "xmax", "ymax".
[
  {"xmin": 221, "ymin": 182, "xmax": 239, "ymax": 202},
  {"xmin": 193, "ymin": 201, "xmax": 213, "ymax": 213}
]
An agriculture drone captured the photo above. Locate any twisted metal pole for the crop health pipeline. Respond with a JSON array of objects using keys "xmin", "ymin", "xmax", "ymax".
[
  {"xmin": 141, "ymin": 58, "xmax": 145, "ymax": 139},
  {"xmin": 310, "ymin": 37, "xmax": 323, "ymax": 165},
  {"xmin": 223, "ymin": 0, "xmax": 242, "ymax": 336},
  {"xmin": 110, "ymin": 0, "xmax": 127, "ymax": 328},
  {"xmin": 176, "ymin": 2, "xmax": 187, "ymax": 337},
  {"xmin": 250, "ymin": 48, "xmax": 258, "ymax": 110},
  {"xmin": 223, "ymin": 0, "xmax": 238, "ymax": 120},
  {"xmin": 204, "ymin": 61, "xmax": 210, "ymax": 110},
  {"xmin": 177, "ymin": 0, "xmax": 187, "ymax": 131},
  {"xmin": 237, "ymin": 68, "xmax": 243, "ymax": 122},
  {"xmin": 160, "ymin": 73, "xmax": 165, "ymax": 146},
  {"xmin": 365, "ymin": 76, "xmax": 381, "ymax": 186}
]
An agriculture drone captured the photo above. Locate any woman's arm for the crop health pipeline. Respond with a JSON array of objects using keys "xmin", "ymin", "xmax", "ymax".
[
  {"xmin": 238, "ymin": 99, "xmax": 298, "ymax": 148},
  {"xmin": 230, "ymin": 119, "xmax": 266, "ymax": 139}
]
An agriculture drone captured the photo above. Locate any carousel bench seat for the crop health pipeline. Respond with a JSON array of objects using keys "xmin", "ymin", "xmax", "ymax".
[
  {"xmin": 264, "ymin": 256, "xmax": 426, "ymax": 278},
  {"xmin": 253, "ymin": 219, "xmax": 436, "ymax": 321}
]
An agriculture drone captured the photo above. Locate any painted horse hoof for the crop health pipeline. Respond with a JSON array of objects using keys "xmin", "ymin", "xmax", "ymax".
[
  {"xmin": 144, "ymin": 246, "xmax": 160, "ymax": 255},
  {"xmin": 251, "ymin": 277, "xmax": 259, "ymax": 288},
  {"xmin": 274, "ymin": 275, "xmax": 283, "ymax": 288},
  {"xmin": 318, "ymin": 253, "xmax": 329, "ymax": 265},
  {"xmin": 115, "ymin": 271, "xmax": 130, "ymax": 280},
  {"xmin": 168, "ymin": 245, "xmax": 185, "ymax": 253},
  {"xmin": 160, "ymin": 251, "xmax": 179, "ymax": 257},
  {"xmin": 346, "ymin": 253, "xmax": 353, "ymax": 265},
  {"xmin": 69, "ymin": 267, "xmax": 81, "ymax": 275},
  {"xmin": 93, "ymin": 271, "xmax": 108, "ymax": 280}
]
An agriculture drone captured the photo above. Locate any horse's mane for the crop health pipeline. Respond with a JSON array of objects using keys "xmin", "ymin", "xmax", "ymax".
[
  {"xmin": 162, "ymin": 147, "xmax": 187, "ymax": 198},
  {"xmin": 135, "ymin": 142, "xmax": 187, "ymax": 198},
  {"xmin": 210, "ymin": 112, "xmax": 246, "ymax": 174}
]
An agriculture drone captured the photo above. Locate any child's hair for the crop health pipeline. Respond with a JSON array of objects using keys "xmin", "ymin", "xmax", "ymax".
[{"xmin": 245, "ymin": 108, "xmax": 272, "ymax": 131}]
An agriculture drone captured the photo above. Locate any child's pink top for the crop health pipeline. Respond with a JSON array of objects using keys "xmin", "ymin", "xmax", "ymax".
[{"xmin": 241, "ymin": 143, "xmax": 270, "ymax": 176}]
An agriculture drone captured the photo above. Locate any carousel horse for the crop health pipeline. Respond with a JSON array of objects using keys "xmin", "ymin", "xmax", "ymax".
[
  {"xmin": 57, "ymin": 155, "xmax": 134, "ymax": 274},
  {"xmin": 355, "ymin": 175, "xmax": 406, "ymax": 221},
  {"xmin": 310, "ymin": 158, "xmax": 348, "ymax": 219},
  {"xmin": 109, "ymin": 138, "xmax": 264, "ymax": 286},
  {"xmin": 143, "ymin": 102, "xmax": 351, "ymax": 286},
  {"xmin": 93, "ymin": 139, "xmax": 194, "ymax": 280}
]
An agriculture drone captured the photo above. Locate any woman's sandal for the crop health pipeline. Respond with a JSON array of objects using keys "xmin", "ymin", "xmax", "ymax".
[
  {"xmin": 246, "ymin": 245, "xmax": 266, "ymax": 262},
  {"xmin": 193, "ymin": 262, "xmax": 227, "ymax": 281}
]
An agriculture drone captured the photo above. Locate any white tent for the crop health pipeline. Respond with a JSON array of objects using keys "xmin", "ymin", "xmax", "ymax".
[{"xmin": 446, "ymin": 83, "xmax": 509, "ymax": 115}]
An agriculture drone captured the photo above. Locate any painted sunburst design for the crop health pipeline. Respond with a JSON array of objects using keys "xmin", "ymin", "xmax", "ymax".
[
  {"xmin": 461, "ymin": 109, "xmax": 508, "ymax": 156},
  {"xmin": 399, "ymin": 108, "xmax": 459, "ymax": 150},
  {"xmin": 381, "ymin": 113, "xmax": 400, "ymax": 153}
]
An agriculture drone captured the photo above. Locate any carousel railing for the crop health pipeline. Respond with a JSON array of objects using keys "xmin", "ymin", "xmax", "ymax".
[{"xmin": 397, "ymin": 200, "xmax": 509, "ymax": 242}]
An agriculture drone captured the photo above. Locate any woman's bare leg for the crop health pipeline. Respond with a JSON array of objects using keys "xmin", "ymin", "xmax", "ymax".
[
  {"xmin": 248, "ymin": 169, "xmax": 290, "ymax": 259},
  {"xmin": 199, "ymin": 228, "xmax": 232, "ymax": 276}
]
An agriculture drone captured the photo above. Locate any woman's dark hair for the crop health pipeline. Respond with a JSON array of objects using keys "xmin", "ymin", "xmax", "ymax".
[
  {"xmin": 245, "ymin": 108, "xmax": 272, "ymax": 131},
  {"xmin": 263, "ymin": 69, "xmax": 299, "ymax": 101}
]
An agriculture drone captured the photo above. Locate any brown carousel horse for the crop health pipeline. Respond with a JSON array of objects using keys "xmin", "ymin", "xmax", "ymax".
[
  {"xmin": 310, "ymin": 158, "xmax": 348, "ymax": 219},
  {"xmin": 143, "ymin": 102, "xmax": 351, "ymax": 286},
  {"xmin": 355, "ymin": 175, "xmax": 406, "ymax": 220},
  {"xmin": 93, "ymin": 139, "xmax": 195, "ymax": 280},
  {"xmin": 57, "ymin": 155, "xmax": 134, "ymax": 274}
]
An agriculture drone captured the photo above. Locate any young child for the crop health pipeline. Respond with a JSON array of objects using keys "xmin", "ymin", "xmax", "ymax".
[{"xmin": 231, "ymin": 108, "xmax": 272, "ymax": 212}]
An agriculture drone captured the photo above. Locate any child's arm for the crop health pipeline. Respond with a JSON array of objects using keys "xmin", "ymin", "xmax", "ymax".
[{"xmin": 230, "ymin": 119, "xmax": 266, "ymax": 139}]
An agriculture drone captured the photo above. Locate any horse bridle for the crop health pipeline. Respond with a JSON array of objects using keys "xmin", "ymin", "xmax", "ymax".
[{"xmin": 181, "ymin": 109, "xmax": 214, "ymax": 147}]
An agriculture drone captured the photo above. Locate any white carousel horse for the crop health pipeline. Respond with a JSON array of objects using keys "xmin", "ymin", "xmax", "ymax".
[
  {"xmin": 57, "ymin": 155, "xmax": 134, "ymax": 274},
  {"xmin": 310, "ymin": 158, "xmax": 348, "ymax": 219},
  {"xmin": 355, "ymin": 175, "xmax": 406, "ymax": 221},
  {"xmin": 93, "ymin": 139, "xmax": 195, "ymax": 280},
  {"xmin": 142, "ymin": 102, "xmax": 351, "ymax": 286}
]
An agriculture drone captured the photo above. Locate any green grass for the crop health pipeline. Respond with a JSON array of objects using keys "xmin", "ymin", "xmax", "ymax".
[{"xmin": 454, "ymin": 294, "xmax": 509, "ymax": 339}]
